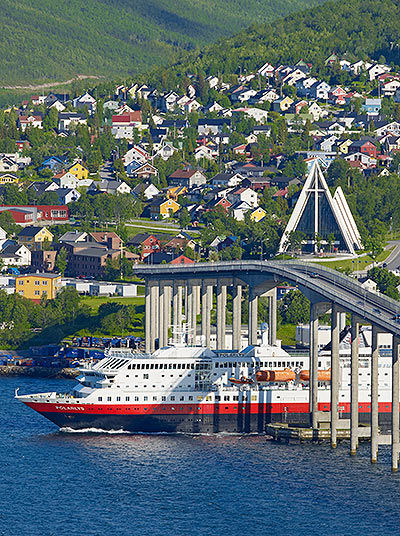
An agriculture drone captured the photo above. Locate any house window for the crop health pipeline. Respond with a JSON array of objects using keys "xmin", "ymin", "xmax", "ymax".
[{"xmin": 34, "ymin": 290, "xmax": 40, "ymax": 296}]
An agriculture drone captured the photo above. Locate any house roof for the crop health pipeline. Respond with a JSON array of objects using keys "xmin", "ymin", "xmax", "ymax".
[{"xmin": 17, "ymin": 226, "xmax": 52, "ymax": 237}]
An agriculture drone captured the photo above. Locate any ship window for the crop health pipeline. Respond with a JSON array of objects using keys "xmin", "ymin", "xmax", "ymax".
[
  {"xmin": 144, "ymin": 396, "xmax": 148, "ymax": 401},
  {"xmin": 143, "ymin": 374, "xmax": 149, "ymax": 379},
  {"xmin": 206, "ymin": 396, "xmax": 212, "ymax": 401},
  {"xmin": 98, "ymin": 397, "xmax": 102, "ymax": 401},
  {"xmin": 180, "ymin": 396, "xmax": 184, "ymax": 401},
  {"xmin": 150, "ymin": 364, "xmax": 154, "ymax": 369},
  {"xmin": 134, "ymin": 396, "xmax": 139, "ymax": 401},
  {"xmin": 229, "ymin": 362, "xmax": 232, "ymax": 368},
  {"xmin": 191, "ymin": 364, "xmax": 195, "ymax": 369},
  {"xmin": 215, "ymin": 363, "xmax": 219, "ymax": 368},
  {"xmin": 251, "ymin": 395, "xmax": 257, "ymax": 401},
  {"xmin": 168, "ymin": 364, "xmax": 172, "ymax": 369},
  {"xmin": 224, "ymin": 396, "xmax": 230, "ymax": 401},
  {"xmin": 233, "ymin": 396, "xmax": 239, "ymax": 401},
  {"xmin": 162, "ymin": 396, "xmax": 166, "ymax": 401},
  {"xmin": 215, "ymin": 396, "xmax": 220, "ymax": 401},
  {"xmin": 116, "ymin": 397, "xmax": 120, "ymax": 401},
  {"xmin": 278, "ymin": 362, "xmax": 282, "ymax": 367},
  {"xmin": 146, "ymin": 364, "xmax": 150, "ymax": 369},
  {"xmin": 224, "ymin": 363, "xmax": 227, "ymax": 367},
  {"xmin": 153, "ymin": 396, "xmax": 157, "ymax": 401},
  {"xmin": 107, "ymin": 397, "xmax": 111, "ymax": 401},
  {"xmin": 154, "ymin": 364, "xmax": 158, "ymax": 369},
  {"xmin": 177, "ymin": 364, "xmax": 181, "ymax": 369},
  {"xmin": 171, "ymin": 396, "xmax": 175, "ymax": 401},
  {"xmin": 125, "ymin": 396, "xmax": 130, "ymax": 401}
]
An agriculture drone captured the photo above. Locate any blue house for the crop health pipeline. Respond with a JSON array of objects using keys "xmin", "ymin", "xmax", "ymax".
[
  {"xmin": 362, "ymin": 98, "xmax": 382, "ymax": 116},
  {"xmin": 125, "ymin": 160, "xmax": 142, "ymax": 176},
  {"xmin": 38, "ymin": 156, "xmax": 68, "ymax": 173}
]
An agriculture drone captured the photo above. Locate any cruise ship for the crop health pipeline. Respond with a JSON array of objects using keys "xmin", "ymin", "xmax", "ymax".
[{"xmin": 16, "ymin": 330, "xmax": 395, "ymax": 433}]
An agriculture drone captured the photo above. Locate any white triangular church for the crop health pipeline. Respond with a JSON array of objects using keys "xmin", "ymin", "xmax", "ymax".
[{"xmin": 279, "ymin": 160, "xmax": 362, "ymax": 254}]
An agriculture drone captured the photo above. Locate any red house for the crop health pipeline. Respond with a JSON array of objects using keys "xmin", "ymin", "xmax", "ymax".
[
  {"xmin": 170, "ymin": 255, "xmax": 194, "ymax": 265},
  {"xmin": 0, "ymin": 205, "xmax": 69, "ymax": 224},
  {"xmin": 348, "ymin": 140, "xmax": 378, "ymax": 158}
]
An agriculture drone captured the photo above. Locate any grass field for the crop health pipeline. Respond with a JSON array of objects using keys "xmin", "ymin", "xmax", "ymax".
[
  {"xmin": 277, "ymin": 324, "xmax": 297, "ymax": 345},
  {"xmin": 81, "ymin": 296, "xmax": 144, "ymax": 313},
  {"xmin": 315, "ymin": 248, "xmax": 393, "ymax": 272}
]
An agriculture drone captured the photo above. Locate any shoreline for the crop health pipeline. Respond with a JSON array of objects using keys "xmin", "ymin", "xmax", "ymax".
[{"xmin": 0, "ymin": 365, "xmax": 79, "ymax": 379}]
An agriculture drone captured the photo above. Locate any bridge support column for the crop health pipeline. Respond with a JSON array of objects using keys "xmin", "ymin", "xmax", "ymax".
[
  {"xmin": 173, "ymin": 283, "xmax": 183, "ymax": 332},
  {"xmin": 310, "ymin": 303, "xmax": 319, "ymax": 429},
  {"xmin": 159, "ymin": 282, "xmax": 167, "ymax": 348},
  {"xmin": 192, "ymin": 283, "xmax": 200, "ymax": 345},
  {"xmin": 232, "ymin": 283, "xmax": 242, "ymax": 350},
  {"xmin": 392, "ymin": 336, "xmax": 400, "ymax": 472},
  {"xmin": 371, "ymin": 325, "xmax": 379, "ymax": 463},
  {"xmin": 201, "ymin": 282, "xmax": 212, "ymax": 346},
  {"xmin": 216, "ymin": 281, "xmax": 226, "ymax": 349},
  {"xmin": 145, "ymin": 280, "xmax": 151, "ymax": 354},
  {"xmin": 330, "ymin": 304, "xmax": 340, "ymax": 448},
  {"xmin": 248, "ymin": 287, "xmax": 258, "ymax": 346},
  {"xmin": 350, "ymin": 315, "xmax": 359, "ymax": 456},
  {"xmin": 150, "ymin": 281, "xmax": 158, "ymax": 352},
  {"xmin": 268, "ymin": 288, "xmax": 277, "ymax": 346}
]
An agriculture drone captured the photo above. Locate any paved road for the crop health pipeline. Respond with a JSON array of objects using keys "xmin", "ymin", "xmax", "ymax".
[
  {"xmin": 99, "ymin": 161, "xmax": 115, "ymax": 180},
  {"xmin": 384, "ymin": 240, "xmax": 400, "ymax": 271}
]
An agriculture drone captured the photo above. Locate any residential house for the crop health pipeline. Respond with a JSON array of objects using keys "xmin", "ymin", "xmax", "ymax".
[
  {"xmin": 0, "ymin": 173, "xmax": 19, "ymax": 185},
  {"xmin": 0, "ymin": 205, "xmax": 68, "ymax": 224},
  {"xmin": 58, "ymin": 112, "xmax": 87, "ymax": 131},
  {"xmin": 309, "ymin": 81, "xmax": 331, "ymax": 100},
  {"xmin": 73, "ymin": 92, "xmax": 97, "ymax": 114},
  {"xmin": 95, "ymin": 180, "xmax": 131, "ymax": 195},
  {"xmin": 154, "ymin": 142, "xmax": 177, "ymax": 161},
  {"xmin": 17, "ymin": 114, "xmax": 43, "ymax": 131},
  {"xmin": 250, "ymin": 207, "xmax": 267, "ymax": 222},
  {"xmin": 0, "ymin": 244, "xmax": 31, "ymax": 267},
  {"xmin": 0, "ymin": 156, "xmax": 18, "ymax": 173},
  {"xmin": 52, "ymin": 171, "xmax": 79, "ymax": 189},
  {"xmin": 227, "ymin": 187, "xmax": 258, "ymax": 208},
  {"xmin": 374, "ymin": 121, "xmax": 400, "ymax": 137},
  {"xmin": 15, "ymin": 273, "xmax": 62, "ymax": 301},
  {"xmin": 170, "ymin": 255, "xmax": 195, "ymax": 265},
  {"xmin": 17, "ymin": 226, "xmax": 54, "ymax": 251},
  {"xmin": 198, "ymin": 118, "xmax": 231, "ymax": 136},
  {"xmin": 230, "ymin": 200, "xmax": 253, "ymax": 221},
  {"xmin": 166, "ymin": 186, "xmax": 187, "ymax": 201},
  {"xmin": 127, "ymin": 233, "xmax": 161, "ymax": 259},
  {"xmin": 211, "ymin": 172, "xmax": 244, "ymax": 188},
  {"xmin": 56, "ymin": 188, "xmax": 81, "ymax": 204},
  {"xmin": 68, "ymin": 162, "xmax": 89, "ymax": 180},
  {"xmin": 348, "ymin": 139, "xmax": 378, "ymax": 158},
  {"xmin": 149, "ymin": 198, "xmax": 180, "ymax": 219},
  {"xmin": 362, "ymin": 98, "xmax": 382, "ymax": 116},
  {"xmin": 382, "ymin": 79, "xmax": 400, "ymax": 97},
  {"xmin": 132, "ymin": 182, "xmax": 160, "ymax": 200},
  {"xmin": 123, "ymin": 146, "xmax": 149, "ymax": 165},
  {"xmin": 38, "ymin": 155, "xmax": 67, "ymax": 173},
  {"xmin": 194, "ymin": 145, "xmax": 215, "ymax": 160},
  {"xmin": 160, "ymin": 91, "xmax": 180, "ymax": 112},
  {"xmin": 168, "ymin": 169, "xmax": 207, "ymax": 188},
  {"xmin": 272, "ymin": 96, "xmax": 294, "ymax": 112},
  {"xmin": 111, "ymin": 111, "xmax": 143, "ymax": 139},
  {"xmin": 258, "ymin": 62, "xmax": 275, "ymax": 77}
]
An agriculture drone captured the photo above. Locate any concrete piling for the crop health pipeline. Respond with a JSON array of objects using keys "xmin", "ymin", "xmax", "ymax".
[{"xmin": 350, "ymin": 316, "xmax": 359, "ymax": 456}]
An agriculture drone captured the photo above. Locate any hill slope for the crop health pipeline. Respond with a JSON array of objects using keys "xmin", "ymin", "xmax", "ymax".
[
  {"xmin": 163, "ymin": 0, "xmax": 400, "ymax": 79},
  {"xmin": 0, "ymin": 0, "xmax": 327, "ymax": 85}
]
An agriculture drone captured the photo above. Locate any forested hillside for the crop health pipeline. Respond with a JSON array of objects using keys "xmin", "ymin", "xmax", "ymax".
[
  {"xmin": 0, "ymin": 0, "xmax": 326, "ymax": 85},
  {"xmin": 158, "ymin": 0, "xmax": 400, "ymax": 82}
]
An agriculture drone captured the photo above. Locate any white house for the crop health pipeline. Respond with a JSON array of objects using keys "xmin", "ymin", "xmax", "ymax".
[
  {"xmin": 227, "ymin": 187, "xmax": 258, "ymax": 208},
  {"xmin": 58, "ymin": 112, "xmax": 87, "ymax": 131},
  {"xmin": 0, "ymin": 244, "xmax": 31, "ymax": 267},
  {"xmin": 123, "ymin": 146, "xmax": 149, "ymax": 165},
  {"xmin": 73, "ymin": 92, "xmax": 97, "ymax": 114},
  {"xmin": 211, "ymin": 172, "xmax": 244, "ymax": 188},
  {"xmin": 96, "ymin": 180, "xmax": 131, "ymax": 195},
  {"xmin": 56, "ymin": 188, "xmax": 81, "ymax": 204}
]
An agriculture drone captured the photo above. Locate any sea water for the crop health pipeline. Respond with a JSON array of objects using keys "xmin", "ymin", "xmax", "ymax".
[{"xmin": 1, "ymin": 377, "xmax": 399, "ymax": 536}]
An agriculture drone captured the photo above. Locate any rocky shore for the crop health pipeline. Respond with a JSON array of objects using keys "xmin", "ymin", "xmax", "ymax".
[{"xmin": 0, "ymin": 366, "xmax": 80, "ymax": 379}]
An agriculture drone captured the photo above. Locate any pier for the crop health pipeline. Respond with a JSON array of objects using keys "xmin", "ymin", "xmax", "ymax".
[{"xmin": 132, "ymin": 260, "xmax": 400, "ymax": 472}]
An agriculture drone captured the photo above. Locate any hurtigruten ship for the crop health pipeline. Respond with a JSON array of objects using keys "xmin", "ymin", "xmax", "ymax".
[{"xmin": 17, "ymin": 329, "xmax": 395, "ymax": 433}]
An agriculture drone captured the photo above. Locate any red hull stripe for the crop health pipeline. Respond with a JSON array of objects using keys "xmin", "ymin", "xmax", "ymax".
[{"xmin": 25, "ymin": 401, "xmax": 397, "ymax": 416}]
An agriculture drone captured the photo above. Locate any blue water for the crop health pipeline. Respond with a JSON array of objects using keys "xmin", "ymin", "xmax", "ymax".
[{"xmin": 1, "ymin": 377, "xmax": 399, "ymax": 536}]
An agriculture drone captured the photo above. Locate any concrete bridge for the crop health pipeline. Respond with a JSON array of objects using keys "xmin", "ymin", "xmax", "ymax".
[{"xmin": 131, "ymin": 260, "xmax": 400, "ymax": 470}]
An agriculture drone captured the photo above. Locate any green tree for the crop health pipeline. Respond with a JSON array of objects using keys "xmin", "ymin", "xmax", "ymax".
[{"xmin": 55, "ymin": 248, "xmax": 68, "ymax": 275}]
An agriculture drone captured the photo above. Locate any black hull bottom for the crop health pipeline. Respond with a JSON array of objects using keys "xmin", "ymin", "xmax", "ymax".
[{"xmin": 40, "ymin": 411, "xmax": 395, "ymax": 434}]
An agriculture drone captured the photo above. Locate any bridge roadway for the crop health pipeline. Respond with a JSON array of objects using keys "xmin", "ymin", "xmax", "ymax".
[
  {"xmin": 131, "ymin": 259, "xmax": 400, "ymax": 470},
  {"xmin": 131, "ymin": 259, "xmax": 400, "ymax": 336}
]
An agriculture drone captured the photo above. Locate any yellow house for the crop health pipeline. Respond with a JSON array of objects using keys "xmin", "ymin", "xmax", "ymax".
[
  {"xmin": 17, "ymin": 226, "xmax": 54, "ymax": 251},
  {"xmin": 150, "ymin": 199, "xmax": 180, "ymax": 219},
  {"xmin": 250, "ymin": 207, "xmax": 267, "ymax": 222},
  {"xmin": 68, "ymin": 162, "xmax": 89, "ymax": 180},
  {"xmin": 338, "ymin": 139, "xmax": 353, "ymax": 155},
  {"xmin": 167, "ymin": 186, "xmax": 187, "ymax": 200},
  {"xmin": 16, "ymin": 273, "xmax": 62, "ymax": 301},
  {"xmin": 0, "ymin": 173, "xmax": 19, "ymax": 185}
]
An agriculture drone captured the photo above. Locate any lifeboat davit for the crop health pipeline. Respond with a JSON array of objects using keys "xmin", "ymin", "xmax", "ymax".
[
  {"xmin": 255, "ymin": 368, "xmax": 296, "ymax": 382},
  {"xmin": 299, "ymin": 369, "xmax": 331, "ymax": 381},
  {"xmin": 229, "ymin": 376, "xmax": 253, "ymax": 385}
]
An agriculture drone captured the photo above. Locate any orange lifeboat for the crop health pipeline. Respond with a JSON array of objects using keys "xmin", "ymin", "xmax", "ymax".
[
  {"xmin": 255, "ymin": 368, "xmax": 296, "ymax": 382},
  {"xmin": 229, "ymin": 376, "xmax": 253, "ymax": 385},
  {"xmin": 299, "ymin": 369, "xmax": 331, "ymax": 382}
]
